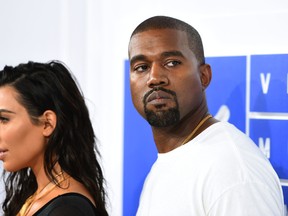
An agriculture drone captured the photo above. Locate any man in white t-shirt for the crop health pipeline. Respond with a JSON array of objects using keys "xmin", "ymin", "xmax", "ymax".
[{"xmin": 128, "ymin": 15, "xmax": 284, "ymax": 215}]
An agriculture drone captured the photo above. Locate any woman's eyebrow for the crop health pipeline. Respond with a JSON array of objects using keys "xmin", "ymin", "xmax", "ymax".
[{"xmin": 0, "ymin": 109, "xmax": 16, "ymax": 114}]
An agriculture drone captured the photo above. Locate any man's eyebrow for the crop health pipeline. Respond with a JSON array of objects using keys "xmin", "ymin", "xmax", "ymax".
[
  {"xmin": 161, "ymin": 50, "xmax": 185, "ymax": 58},
  {"xmin": 129, "ymin": 54, "xmax": 147, "ymax": 66},
  {"xmin": 130, "ymin": 51, "xmax": 185, "ymax": 66},
  {"xmin": 0, "ymin": 109, "xmax": 15, "ymax": 114}
]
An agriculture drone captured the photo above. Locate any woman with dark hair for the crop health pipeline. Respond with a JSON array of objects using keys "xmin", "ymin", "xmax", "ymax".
[{"xmin": 0, "ymin": 61, "xmax": 108, "ymax": 216}]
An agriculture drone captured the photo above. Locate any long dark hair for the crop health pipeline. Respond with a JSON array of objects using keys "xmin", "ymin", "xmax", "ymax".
[{"xmin": 0, "ymin": 61, "xmax": 108, "ymax": 215}]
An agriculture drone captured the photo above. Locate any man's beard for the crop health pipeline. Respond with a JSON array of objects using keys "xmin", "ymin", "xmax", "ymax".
[
  {"xmin": 144, "ymin": 107, "xmax": 180, "ymax": 127},
  {"xmin": 143, "ymin": 87, "xmax": 180, "ymax": 127}
]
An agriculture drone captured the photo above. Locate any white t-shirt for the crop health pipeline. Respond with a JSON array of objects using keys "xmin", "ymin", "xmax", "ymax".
[{"xmin": 136, "ymin": 122, "xmax": 284, "ymax": 216}]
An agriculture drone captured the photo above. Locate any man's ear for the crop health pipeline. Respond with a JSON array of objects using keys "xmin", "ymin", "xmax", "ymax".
[
  {"xmin": 42, "ymin": 110, "xmax": 57, "ymax": 137},
  {"xmin": 200, "ymin": 64, "xmax": 212, "ymax": 90}
]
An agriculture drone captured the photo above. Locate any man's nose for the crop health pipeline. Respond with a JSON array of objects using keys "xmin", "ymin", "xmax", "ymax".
[{"xmin": 146, "ymin": 64, "xmax": 169, "ymax": 88}]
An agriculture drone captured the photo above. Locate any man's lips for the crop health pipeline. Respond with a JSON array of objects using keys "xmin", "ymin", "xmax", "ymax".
[{"xmin": 146, "ymin": 90, "xmax": 173, "ymax": 103}]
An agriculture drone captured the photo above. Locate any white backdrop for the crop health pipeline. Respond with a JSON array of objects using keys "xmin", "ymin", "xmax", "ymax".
[{"xmin": 0, "ymin": 0, "xmax": 287, "ymax": 215}]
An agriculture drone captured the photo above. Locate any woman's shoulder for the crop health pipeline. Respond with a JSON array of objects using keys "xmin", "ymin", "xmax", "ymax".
[{"xmin": 34, "ymin": 192, "xmax": 100, "ymax": 216}]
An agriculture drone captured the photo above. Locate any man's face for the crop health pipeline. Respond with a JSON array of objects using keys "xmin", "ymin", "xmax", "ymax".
[{"xmin": 129, "ymin": 28, "xmax": 204, "ymax": 127}]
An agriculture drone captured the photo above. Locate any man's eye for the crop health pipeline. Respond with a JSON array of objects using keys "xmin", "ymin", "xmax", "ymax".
[
  {"xmin": 166, "ymin": 60, "xmax": 181, "ymax": 67},
  {"xmin": 135, "ymin": 65, "xmax": 148, "ymax": 72}
]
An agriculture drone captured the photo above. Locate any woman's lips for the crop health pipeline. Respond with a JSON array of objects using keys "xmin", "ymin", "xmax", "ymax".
[{"xmin": 0, "ymin": 149, "xmax": 8, "ymax": 160}]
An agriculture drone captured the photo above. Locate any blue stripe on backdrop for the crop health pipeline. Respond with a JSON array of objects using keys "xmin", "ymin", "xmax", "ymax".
[
  {"xmin": 123, "ymin": 55, "xmax": 288, "ymax": 216},
  {"xmin": 123, "ymin": 60, "xmax": 157, "ymax": 216},
  {"xmin": 205, "ymin": 56, "xmax": 246, "ymax": 132},
  {"xmin": 249, "ymin": 54, "xmax": 288, "ymax": 204}
]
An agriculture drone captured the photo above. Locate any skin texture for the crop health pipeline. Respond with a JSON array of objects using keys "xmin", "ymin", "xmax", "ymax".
[
  {"xmin": 0, "ymin": 86, "xmax": 94, "ymax": 216},
  {"xmin": 129, "ymin": 29, "xmax": 217, "ymax": 153}
]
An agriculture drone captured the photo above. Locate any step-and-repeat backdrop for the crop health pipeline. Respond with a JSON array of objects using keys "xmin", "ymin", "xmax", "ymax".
[{"xmin": 123, "ymin": 54, "xmax": 288, "ymax": 215}]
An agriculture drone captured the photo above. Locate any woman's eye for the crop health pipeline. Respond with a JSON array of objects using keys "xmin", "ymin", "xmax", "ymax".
[
  {"xmin": 0, "ymin": 116, "xmax": 9, "ymax": 124},
  {"xmin": 166, "ymin": 60, "xmax": 181, "ymax": 67}
]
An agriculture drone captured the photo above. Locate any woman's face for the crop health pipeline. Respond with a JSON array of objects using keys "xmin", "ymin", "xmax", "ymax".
[{"xmin": 0, "ymin": 86, "xmax": 46, "ymax": 172}]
